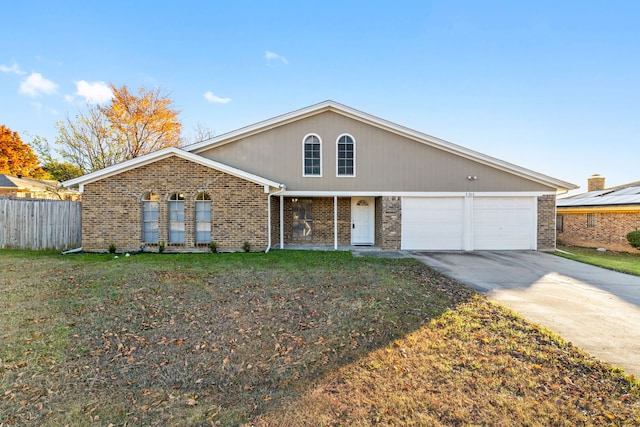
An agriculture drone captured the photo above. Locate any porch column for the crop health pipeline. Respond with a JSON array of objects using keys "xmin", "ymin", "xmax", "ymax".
[
  {"xmin": 280, "ymin": 195, "xmax": 284, "ymax": 249},
  {"xmin": 334, "ymin": 196, "xmax": 338, "ymax": 250}
]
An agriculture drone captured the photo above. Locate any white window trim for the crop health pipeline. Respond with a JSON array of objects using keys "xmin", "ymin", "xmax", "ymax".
[
  {"xmin": 302, "ymin": 133, "xmax": 322, "ymax": 177},
  {"xmin": 336, "ymin": 133, "xmax": 356, "ymax": 178}
]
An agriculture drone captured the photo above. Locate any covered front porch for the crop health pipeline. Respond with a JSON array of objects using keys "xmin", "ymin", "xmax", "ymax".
[{"xmin": 268, "ymin": 194, "xmax": 390, "ymax": 251}]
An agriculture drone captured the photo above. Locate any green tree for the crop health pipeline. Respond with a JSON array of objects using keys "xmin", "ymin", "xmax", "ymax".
[
  {"xmin": 29, "ymin": 134, "xmax": 84, "ymax": 181},
  {"xmin": 42, "ymin": 160, "xmax": 84, "ymax": 182}
]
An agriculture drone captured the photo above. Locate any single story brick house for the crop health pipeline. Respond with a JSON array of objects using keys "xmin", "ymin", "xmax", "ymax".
[
  {"xmin": 63, "ymin": 101, "xmax": 576, "ymax": 253},
  {"xmin": 0, "ymin": 174, "xmax": 79, "ymax": 200},
  {"xmin": 557, "ymin": 174, "xmax": 640, "ymax": 252}
]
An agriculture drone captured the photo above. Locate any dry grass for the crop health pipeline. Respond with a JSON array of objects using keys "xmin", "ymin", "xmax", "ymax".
[
  {"xmin": 1, "ymin": 249, "xmax": 639, "ymax": 426},
  {"xmin": 252, "ymin": 297, "xmax": 640, "ymax": 426}
]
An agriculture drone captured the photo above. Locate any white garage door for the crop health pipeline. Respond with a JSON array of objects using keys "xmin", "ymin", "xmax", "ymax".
[
  {"xmin": 401, "ymin": 197, "xmax": 465, "ymax": 250},
  {"xmin": 472, "ymin": 197, "xmax": 536, "ymax": 250},
  {"xmin": 401, "ymin": 196, "xmax": 536, "ymax": 251}
]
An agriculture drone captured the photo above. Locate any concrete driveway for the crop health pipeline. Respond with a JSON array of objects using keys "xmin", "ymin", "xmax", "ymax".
[{"xmin": 410, "ymin": 251, "xmax": 640, "ymax": 378}]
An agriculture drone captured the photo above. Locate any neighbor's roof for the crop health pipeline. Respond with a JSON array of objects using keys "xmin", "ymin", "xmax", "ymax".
[
  {"xmin": 557, "ymin": 180, "xmax": 640, "ymax": 208},
  {"xmin": 0, "ymin": 174, "xmax": 58, "ymax": 190},
  {"xmin": 61, "ymin": 147, "xmax": 283, "ymax": 191},
  {"xmin": 184, "ymin": 100, "xmax": 578, "ymax": 192}
]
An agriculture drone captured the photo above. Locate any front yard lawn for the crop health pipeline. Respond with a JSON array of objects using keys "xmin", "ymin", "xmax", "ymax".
[
  {"xmin": 556, "ymin": 245, "xmax": 640, "ymax": 276},
  {"xmin": 1, "ymin": 249, "xmax": 639, "ymax": 426}
]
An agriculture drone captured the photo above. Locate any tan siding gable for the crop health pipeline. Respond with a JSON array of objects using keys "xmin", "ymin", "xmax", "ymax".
[{"xmin": 199, "ymin": 111, "xmax": 554, "ymax": 192}]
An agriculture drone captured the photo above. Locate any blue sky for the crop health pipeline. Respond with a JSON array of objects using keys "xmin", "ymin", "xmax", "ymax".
[{"xmin": 1, "ymin": 1, "xmax": 638, "ymax": 194}]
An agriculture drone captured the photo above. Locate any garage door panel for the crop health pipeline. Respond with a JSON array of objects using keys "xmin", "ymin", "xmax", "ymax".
[
  {"xmin": 473, "ymin": 197, "xmax": 535, "ymax": 250},
  {"xmin": 402, "ymin": 198, "xmax": 464, "ymax": 250},
  {"xmin": 401, "ymin": 196, "xmax": 536, "ymax": 251}
]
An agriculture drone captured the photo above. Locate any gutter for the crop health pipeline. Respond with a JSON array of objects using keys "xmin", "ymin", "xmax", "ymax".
[
  {"xmin": 265, "ymin": 184, "xmax": 287, "ymax": 253},
  {"xmin": 62, "ymin": 247, "xmax": 83, "ymax": 255}
]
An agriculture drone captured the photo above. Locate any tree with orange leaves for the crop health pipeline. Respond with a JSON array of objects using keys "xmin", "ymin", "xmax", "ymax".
[
  {"xmin": 0, "ymin": 125, "xmax": 46, "ymax": 178},
  {"xmin": 56, "ymin": 84, "xmax": 182, "ymax": 173},
  {"xmin": 99, "ymin": 83, "xmax": 182, "ymax": 159}
]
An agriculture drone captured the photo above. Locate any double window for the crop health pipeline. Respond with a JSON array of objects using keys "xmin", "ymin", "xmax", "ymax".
[{"xmin": 302, "ymin": 133, "xmax": 357, "ymax": 177}]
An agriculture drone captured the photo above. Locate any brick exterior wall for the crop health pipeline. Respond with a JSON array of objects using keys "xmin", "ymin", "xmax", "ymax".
[
  {"xmin": 270, "ymin": 195, "xmax": 281, "ymax": 248},
  {"xmin": 377, "ymin": 196, "xmax": 401, "ymax": 250},
  {"xmin": 557, "ymin": 211, "xmax": 640, "ymax": 252},
  {"xmin": 537, "ymin": 194, "xmax": 556, "ymax": 251},
  {"xmin": 281, "ymin": 197, "xmax": 351, "ymax": 245},
  {"xmin": 81, "ymin": 156, "xmax": 269, "ymax": 253},
  {"xmin": 272, "ymin": 196, "xmax": 400, "ymax": 250}
]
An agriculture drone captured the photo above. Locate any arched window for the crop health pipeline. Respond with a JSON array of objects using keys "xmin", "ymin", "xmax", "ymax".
[
  {"xmin": 195, "ymin": 192, "xmax": 212, "ymax": 244},
  {"xmin": 142, "ymin": 192, "xmax": 159, "ymax": 243},
  {"xmin": 303, "ymin": 134, "xmax": 322, "ymax": 176},
  {"xmin": 336, "ymin": 134, "xmax": 355, "ymax": 176},
  {"xmin": 168, "ymin": 193, "xmax": 185, "ymax": 244}
]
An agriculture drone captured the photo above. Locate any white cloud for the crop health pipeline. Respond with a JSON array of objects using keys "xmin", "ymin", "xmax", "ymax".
[
  {"xmin": 76, "ymin": 80, "xmax": 113, "ymax": 104},
  {"xmin": 204, "ymin": 91, "xmax": 231, "ymax": 104},
  {"xmin": 265, "ymin": 50, "xmax": 288, "ymax": 64},
  {"xmin": 19, "ymin": 72, "xmax": 57, "ymax": 97},
  {"xmin": 0, "ymin": 62, "xmax": 25, "ymax": 75}
]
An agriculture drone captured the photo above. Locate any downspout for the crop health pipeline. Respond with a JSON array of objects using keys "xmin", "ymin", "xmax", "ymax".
[{"xmin": 265, "ymin": 184, "xmax": 287, "ymax": 253}]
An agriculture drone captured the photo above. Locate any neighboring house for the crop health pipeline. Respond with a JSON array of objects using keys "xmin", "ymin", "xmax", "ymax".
[
  {"xmin": 63, "ymin": 101, "xmax": 577, "ymax": 253},
  {"xmin": 557, "ymin": 174, "xmax": 640, "ymax": 252},
  {"xmin": 0, "ymin": 174, "xmax": 79, "ymax": 200}
]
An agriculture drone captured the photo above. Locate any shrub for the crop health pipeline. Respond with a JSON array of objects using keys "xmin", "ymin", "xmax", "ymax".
[
  {"xmin": 209, "ymin": 241, "xmax": 218, "ymax": 253},
  {"xmin": 242, "ymin": 241, "xmax": 251, "ymax": 252},
  {"xmin": 158, "ymin": 241, "xmax": 166, "ymax": 253},
  {"xmin": 108, "ymin": 243, "xmax": 116, "ymax": 254},
  {"xmin": 627, "ymin": 230, "xmax": 640, "ymax": 249}
]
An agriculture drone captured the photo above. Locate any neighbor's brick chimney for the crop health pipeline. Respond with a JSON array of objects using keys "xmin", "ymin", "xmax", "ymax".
[{"xmin": 588, "ymin": 174, "xmax": 606, "ymax": 192}]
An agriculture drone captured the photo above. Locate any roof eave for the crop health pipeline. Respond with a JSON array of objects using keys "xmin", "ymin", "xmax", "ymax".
[{"xmin": 61, "ymin": 147, "xmax": 283, "ymax": 191}]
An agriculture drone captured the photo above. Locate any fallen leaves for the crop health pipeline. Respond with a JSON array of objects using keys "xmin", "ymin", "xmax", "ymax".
[{"xmin": 2, "ymin": 251, "xmax": 639, "ymax": 427}]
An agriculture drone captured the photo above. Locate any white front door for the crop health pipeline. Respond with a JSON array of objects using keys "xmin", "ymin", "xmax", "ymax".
[{"xmin": 351, "ymin": 197, "xmax": 375, "ymax": 245}]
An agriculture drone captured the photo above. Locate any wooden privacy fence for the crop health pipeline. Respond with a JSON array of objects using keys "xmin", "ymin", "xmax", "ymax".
[{"xmin": 0, "ymin": 198, "xmax": 81, "ymax": 250}]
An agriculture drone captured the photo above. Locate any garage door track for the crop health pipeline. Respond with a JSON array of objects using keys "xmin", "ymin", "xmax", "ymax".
[{"xmin": 410, "ymin": 251, "xmax": 640, "ymax": 378}]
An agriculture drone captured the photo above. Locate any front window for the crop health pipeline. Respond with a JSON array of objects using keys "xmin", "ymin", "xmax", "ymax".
[
  {"xmin": 168, "ymin": 193, "xmax": 185, "ymax": 243},
  {"xmin": 142, "ymin": 192, "xmax": 159, "ymax": 243},
  {"xmin": 337, "ymin": 134, "xmax": 355, "ymax": 176},
  {"xmin": 195, "ymin": 192, "xmax": 212, "ymax": 244},
  {"xmin": 303, "ymin": 134, "xmax": 322, "ymax": 176},
  {"xmin": 292, "ymin": 198, "xmax": 313, "ymax": 239}
]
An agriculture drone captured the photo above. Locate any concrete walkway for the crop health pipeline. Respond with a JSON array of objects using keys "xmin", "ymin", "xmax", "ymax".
[{"xmin": 410, "ymin": 251, "xmax": 640, "ymax": 378}]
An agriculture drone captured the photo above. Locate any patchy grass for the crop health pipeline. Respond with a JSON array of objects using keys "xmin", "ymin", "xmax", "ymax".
[
  {"xmin": 1, "ymin": 249, "xmax": 639, "ymax": 426},
  {"xmin": 556, "ymin": 245, "xmax": 640, "ymax": 276},
  {"xmin": 251, "ymin": 297, "xmax": 640, "ymax": 426}
]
